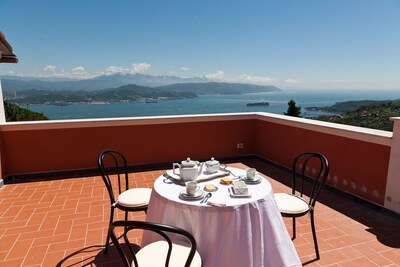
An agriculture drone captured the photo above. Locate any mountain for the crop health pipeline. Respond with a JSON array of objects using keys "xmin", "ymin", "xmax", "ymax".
[
  {"xmin": 0, "ymin": 73, "xmax": 209, "ymax": 91},
  {"xmin": 5, "ymin": 84, "xmax": 198, "ymax": 105},
  {"xmin": 0, "ymin": 73, "xmax": 280, "ymax": 93},
  {"xmin": 155, "ymin": 82, "xmax": 280, "ymax": 94},
  {"xmin": 4, "ymin": 82, "xmax": 281, "ymax": 105}
]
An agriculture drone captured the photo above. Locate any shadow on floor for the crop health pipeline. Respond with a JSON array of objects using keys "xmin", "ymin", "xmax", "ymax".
[
  {"xmin": 238, "ymin": 158, "xmax": 400, "ymax": 249},
  {"xmin": 55, "ymin": 244, "xmax": 140, "ymax": 267}
]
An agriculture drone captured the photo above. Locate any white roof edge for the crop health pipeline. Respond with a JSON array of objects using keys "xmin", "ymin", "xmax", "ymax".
[
  {"xmin": 0, "ymin": 112, "xmax": 392, "ymax": 146},
  {"xmin": 390, "ymin": 116, "xmax": 400, "ymax": 121},
  {"xmin": 0, "ymin": 113, "xmax": 258, "ymax": 130}
]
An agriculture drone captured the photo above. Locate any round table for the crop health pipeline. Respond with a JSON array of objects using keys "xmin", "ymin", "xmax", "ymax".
[{"xmin": 142, "ymin": 167, "xmax": 301, "ymax": 267}]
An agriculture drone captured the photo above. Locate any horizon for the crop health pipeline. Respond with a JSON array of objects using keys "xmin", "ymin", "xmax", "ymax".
[{"xmin": 1, "ymin": 0, "xmax": 400, "ymax": 90}]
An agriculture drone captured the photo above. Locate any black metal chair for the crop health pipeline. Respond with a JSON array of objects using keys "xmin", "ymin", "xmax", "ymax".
[
  {"xmin": 98, "ymin": 150, "xmax": 152, "ymax": 254},
  {"xmin": 274, "ymin": 152, "xmax": 329, "ymax": 260},
  {"xmin": 110, "ymin": 220, "xmax": 202, "ymax": 267}
]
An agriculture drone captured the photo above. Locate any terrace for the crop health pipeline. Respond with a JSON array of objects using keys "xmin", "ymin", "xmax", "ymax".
[{"xmin": 0, "ymin": 112, "xmax": 399, "ymax": 266}]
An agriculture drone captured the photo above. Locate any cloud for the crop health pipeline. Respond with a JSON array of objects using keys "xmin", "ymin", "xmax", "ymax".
[
  {"xmin": 43, "ymin": 65, "xmax": 56, "ymax": 72},
  {"xmin": 204, "ymin": 70, "xmax": 225, "ymax": 80},
  {"xmin": 99, "ymin": 63, "xmax": 151, "ymax": 76},
  {"xmin": 72, "ymin": 66, "xmax": 86, "ymax": 73},
  {"xmin": 181, "ymin": 67, "xmax": 189, "ymax": 71},
  {"xmin": 204, "ymin": 71, "xmax": 274, "ymax": 85},
  {"xmin": 284, "ymin": 78, "xmax": 301, "ymax": 84},
  {"xmin": 236, "ymin": 74, "xmax": 274, "ymax": 84},
  {"xmin": 104, "ymin": 66, "xmax": 129, "ymax": 75},
  {"xmin": 70, "ymin": 66, "xmax": 91, "ymax": 79},
  {"xmin": 130, "ymin": 63, "xmax": 151, "ymax": 74}
]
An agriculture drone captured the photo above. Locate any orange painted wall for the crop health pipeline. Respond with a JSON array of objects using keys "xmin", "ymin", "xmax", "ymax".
[
  {"xmin": 1, "ymin": 119, "xmax": 255, "ymax": 175},
  {"xmin": 254, "ymin": 120, "xmax": 390, "ymax": 205},
  {"xmin": 0, "ymin": 117, "xmax": 391, "ymax": 207}
]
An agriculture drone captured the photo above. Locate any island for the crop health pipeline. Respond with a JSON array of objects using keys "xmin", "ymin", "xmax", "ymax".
[{"xmin": 246, "ymin": 101, "xmax": 269, "ymax": 107}]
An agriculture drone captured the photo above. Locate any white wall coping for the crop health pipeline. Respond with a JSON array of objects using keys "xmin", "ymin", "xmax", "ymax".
[
  {"xmin": 0, "ymin": 112, "xmax": 392, "ymax": 146},
  {"xmin": 256, "ymin": 112, "xmax": 392, "ymax": 146},
  {"xmin": 0, "ymin": 113, "xmax": 258, "ymax": 130},
  {"xmin": 390, "ymin": 117, "xmax": 400, "ymax": 121}
]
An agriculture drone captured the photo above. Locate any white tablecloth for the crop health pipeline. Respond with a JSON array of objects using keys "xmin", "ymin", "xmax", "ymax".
[{"xmin": 143, "ymin": 167, "xmax": 301, "ymax": 267}]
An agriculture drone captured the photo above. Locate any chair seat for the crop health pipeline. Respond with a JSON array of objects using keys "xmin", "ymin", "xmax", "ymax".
[
  {"xmin": 117, "ymin": 188, "xmax": 152, "ymax": 208},
  {"xmin": 274, "ymin": 193, "xmax": 310, "ymax": 215},
  {"xmin": 134, "ymin": 240, "xmax": 202, "ymax": 267}
]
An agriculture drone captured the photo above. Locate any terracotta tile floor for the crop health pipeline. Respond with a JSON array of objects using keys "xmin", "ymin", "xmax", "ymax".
[{"xmin": 0, "ymin": 159, "xmax": 399, "ymax": 266}]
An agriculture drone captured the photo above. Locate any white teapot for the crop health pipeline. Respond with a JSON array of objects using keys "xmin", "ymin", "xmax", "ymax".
[{"xmin": 173, "ymin": 158, "xmax": 204, "ymax": 182}]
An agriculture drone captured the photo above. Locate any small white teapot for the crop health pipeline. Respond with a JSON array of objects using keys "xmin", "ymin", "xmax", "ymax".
[
  {"xmin": 173, "ymin": 158, "xmax": 204, "ymax": 182},
  {"xmin": 205, "ymin": 157, "xmax": 220, "ymax": 174}
]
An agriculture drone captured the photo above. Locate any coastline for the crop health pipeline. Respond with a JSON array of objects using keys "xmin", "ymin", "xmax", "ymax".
[{"xmin": 25, "ymin": 90, "xmax": 400, "ymax": 121}]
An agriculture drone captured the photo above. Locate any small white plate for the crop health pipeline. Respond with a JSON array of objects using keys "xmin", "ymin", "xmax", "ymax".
[
  {"xmin": 203, "ymin": 185, "xmax": 218, "ymax": 192},
  {"xmin": 241, "ymin": 175, "xmax": 262, "ymax": 184},
  {"xmin": 179, "ymin": 190, "xmax": 204, "ymax": 201}
]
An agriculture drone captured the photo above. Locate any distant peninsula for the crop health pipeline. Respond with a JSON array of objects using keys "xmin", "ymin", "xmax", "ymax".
[
  {"xmin": 3, "ymin": 82, "xmax": 281, "ymax": 105},
  {"xmin": 306, "ymin": 99, "xmax": 400, "ymax": 113},
  {"xmin": 309, "ymin": 99, "xmax": 400, "ymax": 131}
]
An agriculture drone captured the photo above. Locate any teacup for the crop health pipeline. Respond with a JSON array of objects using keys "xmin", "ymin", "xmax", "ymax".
[
  {"xmin": 245, "ymin": 168, "xmax": 257, "ymax": 180},
  {"xmin": 185, "ymin": 181, "xmax": 200, "ymax": 196}
]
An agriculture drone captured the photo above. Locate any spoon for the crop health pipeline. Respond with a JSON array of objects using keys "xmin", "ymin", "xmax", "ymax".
[{"xmin": 200, "ymin": 192, "xmax": 212, "ymax": 204}]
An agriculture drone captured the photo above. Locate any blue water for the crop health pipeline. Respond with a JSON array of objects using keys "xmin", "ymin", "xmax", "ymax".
[{"xmin": 28, "ymin": 89, "xmax": 400, "ymax": 120}]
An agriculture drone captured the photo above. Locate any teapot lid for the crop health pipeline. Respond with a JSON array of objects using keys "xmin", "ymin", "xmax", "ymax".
[
  {"xmin": 181, "ymin": 157, "xmax": 196, "ymax": 168},
  {"xmin": 206, "ymin": 157, "xmax": 219, "ymax": 166}
]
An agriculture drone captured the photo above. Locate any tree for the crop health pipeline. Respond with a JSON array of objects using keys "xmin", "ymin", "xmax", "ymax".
[
  {"xmin": 284, "ymin": 99, "xmax": 301, "ymax": 117},
  {"xmin": 4, "ymin": 100, "xmax": 48, "ymax": 121}
]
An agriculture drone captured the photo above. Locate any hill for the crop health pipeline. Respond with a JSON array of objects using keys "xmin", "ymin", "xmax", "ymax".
[
  {"xmin": 0, "ymin": 73, "xmax": 280, "ymax": 93},
  {"xmin": 315, "ymin": 101, "xmax": 400, "ymax": 131},
  {"xmin": 0, "ymin": 73, "xmax": 209, "ymax": 91},
  {"xmin": 4, "ymin": 84, "xmax": 198, "ymax": 105},
  {"xmin": 156, "ymin": 82, "xmax": 280, "ymax": 94},
  {"xmin": 306, "ymin": 99, "xmax": 400, "ymax": 113},
  {"xmin": 4, "ymin": 101, "xmax": 48, "ymax": 121},
  {"xmin": 4, "ymin": 82, "xmax": 281, "ymax": 105}
]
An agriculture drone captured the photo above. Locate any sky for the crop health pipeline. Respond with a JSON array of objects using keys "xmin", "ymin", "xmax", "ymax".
[{"xmin": 0, "ymin": 0, "xmax": 400, "ymax": 90}]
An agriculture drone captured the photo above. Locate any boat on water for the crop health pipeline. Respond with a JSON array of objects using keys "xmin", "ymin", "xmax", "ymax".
[{"xmin": 246, "ymin": 101, "xmax": 269, "ymax": 107}]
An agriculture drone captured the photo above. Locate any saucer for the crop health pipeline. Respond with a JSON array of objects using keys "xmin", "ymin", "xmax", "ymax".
[
  {"xmin": 179, "ymin": 190, "xmax": 204, "ymax": 201},
  {"xmin": 241, "ymin": 175, "xmax": 262, "ymax": 184}
]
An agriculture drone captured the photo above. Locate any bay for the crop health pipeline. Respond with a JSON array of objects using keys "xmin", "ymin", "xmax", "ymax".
[{"xmin": 28, "ymin": 89, "xmax": 400, "ymax": 120}]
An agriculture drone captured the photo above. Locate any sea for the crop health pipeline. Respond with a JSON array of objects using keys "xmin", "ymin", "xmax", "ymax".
[{"xmin": 27, "ymin": 89, "xmax": 400, "ymax": 120}]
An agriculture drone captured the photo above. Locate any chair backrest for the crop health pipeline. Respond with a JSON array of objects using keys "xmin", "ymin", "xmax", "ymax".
[
  {"xmin": 98, "ymin": 150, "xmax": 130, "ymax": 205},
  {"xmin": 110, "ymin": 220, "xmax": 198, "ymax": 267},
  {"xmin": 291, "ymin": 152, "xmax": 329, "ymax": 208}
]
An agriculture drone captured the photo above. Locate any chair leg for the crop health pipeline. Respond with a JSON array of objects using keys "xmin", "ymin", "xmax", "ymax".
[
  {"xmin": 310, "ymin": 211, "xmax": 320, "ymax": 260},
  {"xmin": 104, "ymin": 207, "xmax": 115, "ymax": 254},
  {"xmin": 292, "ymin": 217, "xmax": 296, "ymax": 240},
  {"xmin": 123, "ymin": 211, "xmax": 129, "ymax": 239}
]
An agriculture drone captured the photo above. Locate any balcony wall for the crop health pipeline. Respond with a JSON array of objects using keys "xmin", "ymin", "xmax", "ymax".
[
  {"xmin": 0, "ymin": 112, "xmax": 396, "ymax": 213},
  {"xmin": 254, "ymin": 114, "xmax": 391, "ymax": 207},
  {"xmin": 0, "ymin": 114, "xmax": 257, "ymax": 175}
]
